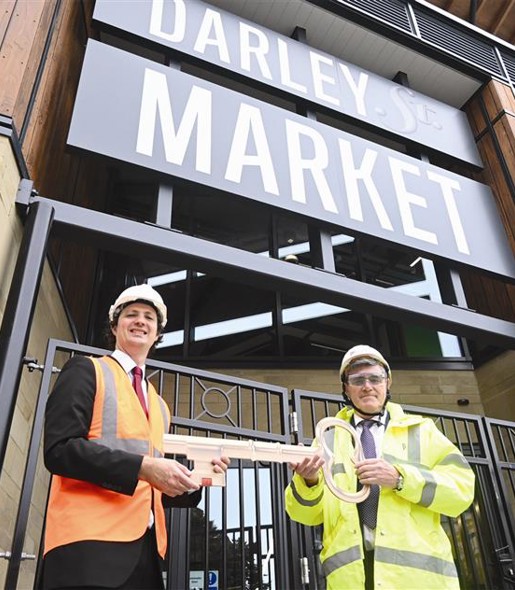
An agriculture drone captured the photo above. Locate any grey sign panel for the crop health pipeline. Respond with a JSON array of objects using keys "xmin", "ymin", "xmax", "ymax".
[
  {"xmin": 93, "ymin": 0, "xmax": 482, "ymax": 167},
  {"xmin": 68, "ymin": 40, "xmax": 515, "ymax": 280}
]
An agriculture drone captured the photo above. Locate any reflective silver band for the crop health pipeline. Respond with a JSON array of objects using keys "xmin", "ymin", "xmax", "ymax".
[
  {"xmin": 99, "ymin": 358, "xmax": 119, "ymax": 438},
  {"xmin": 290, "ymin": 479, "xmax": 323, "ymax": 506},
  {"xmin": 90, "ymin": 436, "xmax": 149, "ymax": 454},
  {"xmin": 440, "ymin": 453, "xmax": 470, "ymax": 468},
  {"xmin": 408, "ymin": 423, "xmax": 421, "ymax": 464},
  {"xmin": 417, "ymin": 467, "xmax": 437, "ymax": 507},
  {"xmin": 322, "ymin": 545, "xmax": 362, "ymax": 577},
  {"xmin": 332, "ymin": 463, "xmax": 346, "ymax": 475},
  {"xmin": 94, "ymin": 358, "xmax": 151, "ymax": 455},
  {"xmin": 375, "ymin": 546, "xmax": 458, "ymax": 577}
]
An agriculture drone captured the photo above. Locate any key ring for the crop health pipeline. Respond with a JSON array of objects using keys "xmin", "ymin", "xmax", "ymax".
[{"xmin": 315, "ymin": 417, "xmax": 370, "ymax": 503}]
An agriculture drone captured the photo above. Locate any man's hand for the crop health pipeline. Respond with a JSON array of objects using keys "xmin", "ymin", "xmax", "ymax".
[
  {"xmin": 139, "ymin": 456, "xmax": 201, "ymax": 497},
  {"xmin": 212, "ymin": 456, "xmax": 231, "ymax": 475},
  {"xmin": 139, "ymin": 455, "xmax": 231, "ymax": 497},
  {"xmin": 289, "ymin": 452, "xmax": 324, "ymax": 487},
  {"xmin": 355, "ymin": 458, "xmax": 399, "ymax": 488}
]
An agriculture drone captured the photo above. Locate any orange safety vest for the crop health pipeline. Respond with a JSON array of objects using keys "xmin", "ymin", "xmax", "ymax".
[{"xmin": 44, "ymin": 356, "xmax": 171, "ymax": 557}]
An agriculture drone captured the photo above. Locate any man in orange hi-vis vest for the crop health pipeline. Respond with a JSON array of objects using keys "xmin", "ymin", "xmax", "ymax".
[{"xmin": 42, "ymin": 284, "xmax": 230, "ymax": 589}]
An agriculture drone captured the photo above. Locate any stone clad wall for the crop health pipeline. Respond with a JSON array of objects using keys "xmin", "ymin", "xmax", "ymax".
[
  {"xmin": 0, "ymin": 136, "xmax": 73, "ymax": 589},
  {"xmin": 475, "ymin": 351, "xmax": 515, "ymax": 422},
  {"xmin": 218, "ymin": 366, "xmax": 484, "ymax": 416}
]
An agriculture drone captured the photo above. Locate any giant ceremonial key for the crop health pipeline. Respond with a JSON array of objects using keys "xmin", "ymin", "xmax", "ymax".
[{"xmin": 164, "ymin": 417, "xmax": 370, "ymax": 503}]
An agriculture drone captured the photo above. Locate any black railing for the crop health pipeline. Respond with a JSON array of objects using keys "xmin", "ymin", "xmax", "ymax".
[{"xmin": 2, "ymin": 340, "xmax": 514, "ymax": 589}]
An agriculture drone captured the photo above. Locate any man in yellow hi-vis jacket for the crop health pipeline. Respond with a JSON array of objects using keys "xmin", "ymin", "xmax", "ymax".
[{"xmin": 285, "ymin": 345, "xmax": 475, "ymax": 590}]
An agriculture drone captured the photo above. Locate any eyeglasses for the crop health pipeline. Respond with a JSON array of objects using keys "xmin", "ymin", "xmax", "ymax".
[{"xmin": 347, "ymin": 374, "xmax": 386, "ymax": 387}]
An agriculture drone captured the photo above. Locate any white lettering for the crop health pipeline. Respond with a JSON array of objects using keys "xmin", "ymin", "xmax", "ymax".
[
  {"xmin": 310, "ymin": 52, "xmax": 339, "ymax": 106},
  {"xmin": 149, "ymin": 0, "xmax": 186, "ymax": 43},
  {"xmin": 240, "ymin": 23, "xmax": 272, "ymax": 80},
  {"xmin": 388, "ymin": 87, "xmax": 418, "ymax": 133},
  {"xmin": 338, "ymin": 64, "xmax": 368, "ymax": 117},
  {"xmin": 339, "ymin": 139, "xmax": 393, "ymax": 230},
  {"xmin": 136, "ymin": 69, "xmax": 212, "ymax": 173},
  {"xmin": 277, "ymin": 38, "xmax": 307, "ymax": 94},
  {"xmin": 389, "ymin": 157, "xmax": 438, "ymax": 244},
  {"xmin": 193, "ymin": 8, "xmax": 230, "ymax": 63},
  {"xmin": 225, "ymin": 103, "xmax": 279, "ymax": 195},
  {"xmin": 427, "ymin": 171, "xmax": 470, "ymax": 254},
  {"xmin": 285, "ymin": 120, "xmax": 338, "ymax": 213}
]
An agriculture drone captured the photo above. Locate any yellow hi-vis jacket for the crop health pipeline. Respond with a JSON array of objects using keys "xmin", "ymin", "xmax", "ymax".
[
  {"xmin": 285, "ymin": 402, "xmax": 475, "ymax": 589},
  {"xmin": 44, "ymin": 356, "xmax": 171, "ymax": 557}
]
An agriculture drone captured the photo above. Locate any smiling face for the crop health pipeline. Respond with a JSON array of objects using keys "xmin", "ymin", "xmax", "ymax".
[
  {"xmin": 111, "ymin": 302, "xmax": 159, "ymax": 361},
  {"xmin": 343, "ymin": 360, "xmax": 389, "ymax": 417}
]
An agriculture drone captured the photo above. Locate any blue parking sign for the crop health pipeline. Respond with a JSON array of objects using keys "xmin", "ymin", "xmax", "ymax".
[{"xmin": 208, "ymin": 570, "xmax": 218, "ymax": 590}]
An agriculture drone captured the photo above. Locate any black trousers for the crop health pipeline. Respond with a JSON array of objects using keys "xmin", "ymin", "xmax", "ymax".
[
  {"xmin": 364, "ymin": 550, "xmax": 374, "ymax": 590},
  {"xmin": 42, "ymin": 528, "xmax": 164, "ymax": 590},
  {"xmin": 117, "ymin": 527, "xmax": 164, "ymax": 590}
]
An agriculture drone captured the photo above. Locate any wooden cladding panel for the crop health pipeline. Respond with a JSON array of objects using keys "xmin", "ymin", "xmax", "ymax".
[
  {"xmin": 493, "ymin": 114, "xmax": 515, "ymax": 188},
  {"xmin": 13, "ymin": 0, "xmax": 59, "ymax": 135},
  {"xmin": 0, "ymin": 0, "xmax": 57, "ymax": 125},
  {"xmin": 482, "ymin": 80, "xmax": 515, "ymax": 120},
  {"xmin": 476, "ymin": 82, "xmax": 515, "ymax": 252},
  {"xmin": 18, "ymin": 0, "xmax": 104, "ymax": 341},
  {"xmin": 0, "ymin": 0, "xmax": 17, "ymax": 45},
  {"xmin": 466, "ymin": 80, "xmax": 515, "ymax": 135},
  {"xmin": 22, "ymin": 0, "xmax": 89, "ymax": 198},
  {"xmin": 476, "ymin": 132, "xmax": 515, "ymax": 248},
  {"xmin": 462, "ymin": 81, "xmax": 515, "ymax": 323},
  {"xmin": 466, "ymin": 94, "xmax": 486, "ymax": 137},
  {"xmin": 461, "ymin": 272, "xmax": 515, "ymax": 322}
]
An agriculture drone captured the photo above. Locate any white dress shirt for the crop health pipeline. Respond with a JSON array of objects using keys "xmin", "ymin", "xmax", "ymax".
[{"xmin": 111, "ymin": 349, "xmax": 148, "ymax": 410}]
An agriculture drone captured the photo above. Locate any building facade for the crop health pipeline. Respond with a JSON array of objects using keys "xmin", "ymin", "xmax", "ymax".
[{"xmin": 0, "ymin": 0, "xmax": 514, "ymax": 588}]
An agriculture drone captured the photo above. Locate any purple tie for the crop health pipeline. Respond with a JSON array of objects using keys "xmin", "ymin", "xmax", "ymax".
[
  {"xmin": 358, "ymin": 420, "xmax": 380, "ymax": 529},
  {"xmin": 132, "ymin": 366, "xmax": 148, "ymax": 417}
]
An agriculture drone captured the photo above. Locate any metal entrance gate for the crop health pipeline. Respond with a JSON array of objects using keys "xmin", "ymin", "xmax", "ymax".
[{"xmin": 2, "ymin": 339, "xmax": 514, "ymax": 589}]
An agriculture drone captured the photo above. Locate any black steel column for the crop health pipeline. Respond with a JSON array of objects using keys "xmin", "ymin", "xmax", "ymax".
[
  {"xmin": 269, "ymin": 214, "xmax": 285, "ymax": 356},
  {"xmin": 293, "ymin": 26, "xmax": 336, "ymax": 276},
  {"xmin": 5, "ymin": 341, "xmax": 57, "ymax": 590},
  {"xmin": 0, "ymin": 200, "xmax": 54, "ymax": 473}
]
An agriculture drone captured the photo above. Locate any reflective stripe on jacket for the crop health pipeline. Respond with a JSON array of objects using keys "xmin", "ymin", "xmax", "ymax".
[
  {"xmin": 44, "ymin": 356, "xmax": 171, "ymax": 557},
  {"xmin": 285, "ymin": 402, "xmax": 475, "ymax": 589}
]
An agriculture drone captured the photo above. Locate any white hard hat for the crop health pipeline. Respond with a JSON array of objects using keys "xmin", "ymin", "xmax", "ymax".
[
  {"xmin": 339, "ymin": 345, "xmax": 390, "ymax": 381},
  {"xmin": 108, "ymin": 284, "xmax": 167, "ymax": 329}
]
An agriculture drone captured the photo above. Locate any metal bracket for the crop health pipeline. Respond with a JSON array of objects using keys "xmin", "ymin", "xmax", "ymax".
[
  {"xmin": 300, "ymin": 556, "xmax": 310, "ymax": 585},
  {"xmin": 15, "ymin": 178, "xmax": 34, "ymax": 210},
  {"xmin": 22, "ymin": 356, "xmax": 60, "ymax": 374},
  {"xmin": 0, "ymin": 551, "xmax": 36, "ymax": 560},
  {"xmin": 289, "ymin": 411, "xmax": 299, "ymax": 436}
]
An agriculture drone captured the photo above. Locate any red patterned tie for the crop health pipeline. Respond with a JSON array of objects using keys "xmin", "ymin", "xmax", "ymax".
[{"xmin": 132, "ymin": 366, "xmax": 148, "ymax": 417}]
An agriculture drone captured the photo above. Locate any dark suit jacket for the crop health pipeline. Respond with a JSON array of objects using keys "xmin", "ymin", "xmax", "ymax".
[{"xmin": 42, "ymin": 355, "xmax": 201, "ymax": 589}]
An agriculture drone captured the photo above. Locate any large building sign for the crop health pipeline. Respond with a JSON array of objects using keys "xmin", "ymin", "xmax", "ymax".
[
  {"xmin": 68, "ymin": 40, "xmax": 515, "ymax": 280},
  {"xmin": 93, "ymin": 0, "xmax": 481, "ymax": 167}
]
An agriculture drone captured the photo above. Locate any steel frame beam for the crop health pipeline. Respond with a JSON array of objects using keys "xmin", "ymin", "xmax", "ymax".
[{"xmin": 15, "ymin": 189, "xmax": 515, "ymax": 349}]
